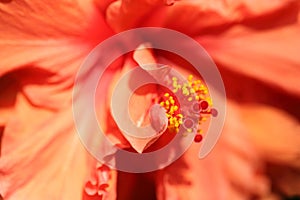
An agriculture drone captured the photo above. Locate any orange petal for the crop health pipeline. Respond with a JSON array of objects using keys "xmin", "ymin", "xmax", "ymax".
[
  {"xmin": 156, "ymin": 102, "xmax": 271, "ymax": 199},
  {"xmin": 198, "ymin": 23, "xmax": 300, "ymax": 96},
  {"xmin": 0, "ymin": 97, "xmax": 90, "ymax": 199},
  {"xmin": 165, "ymin": 0, "xmax": 297, "ymax": 36},
  {"xmin": 106, "ymin": 0, "xmax": 168, "ymax": 32},
  {"xmin": 0, "ymin": 0, "xmax": 113, "ymax": 109},
  {"xmin": 241, "ymin": 104, "xmax": 300, "ymax": 168},
  {"xmin": 0, "ymin": 1, "xmax": 115, "ymax": 199}
]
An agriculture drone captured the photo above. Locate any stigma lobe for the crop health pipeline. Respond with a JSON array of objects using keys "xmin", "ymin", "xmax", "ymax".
[{"xmin": 149, "ymin": 104, "xmax": 168, "ymax": 135}]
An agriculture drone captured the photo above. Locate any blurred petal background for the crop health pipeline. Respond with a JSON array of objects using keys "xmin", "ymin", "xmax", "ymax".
[{"xmin": 0, "ymin": 0, "xmax": 299, "ymax": 200}]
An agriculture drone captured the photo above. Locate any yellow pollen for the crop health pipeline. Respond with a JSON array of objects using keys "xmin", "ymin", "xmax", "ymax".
[
  {"xmin": 197, "ymin": 129, "xmax": 203, "ymax": 134},
  {"xmin": 176, "ymin": 113, "xmax": 183, "ymax": 118},
  {"xmin": 182, "ymin": 86, "xmax": 189, "ymax": 96},
  {"xmin": 170, "ymin": 99, "xmax": 175, "ymax": 105},
  {"xmin": 165, "ymin": 100, "xmax": 170, "ymax": 106},
  {"xmin": 158, "ymin": 73, "xmax": 214, "ymax": 136},
  {"xmin": 173, "ymin": 105, "xmax": 178, "ymax": 111}
]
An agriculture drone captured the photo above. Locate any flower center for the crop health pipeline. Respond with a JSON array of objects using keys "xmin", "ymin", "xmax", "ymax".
[{"xmin": 158, "ymin": 74, "xmax": 217, "ymax": 142}]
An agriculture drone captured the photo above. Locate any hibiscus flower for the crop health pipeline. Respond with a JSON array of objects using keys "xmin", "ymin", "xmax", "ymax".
[{"xmin": 0, "ymin": 0, "xmax": 299, "ymax": 200}]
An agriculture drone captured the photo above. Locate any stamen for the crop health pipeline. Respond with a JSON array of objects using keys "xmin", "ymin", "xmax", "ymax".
[
  {"xmin": 194, "ymin": 134, "xmax": 203, "ymax": 143},
  {"xmin": 200, "ymin": 100, "xmax": 209, "ymax": 111},
  {"xmin": 211, "ymin": 108, "xmax": 218, "ymax": 117},
  {"xmin": 157, "ymin": 73, "xmax": 217, "ymax": 143}
]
